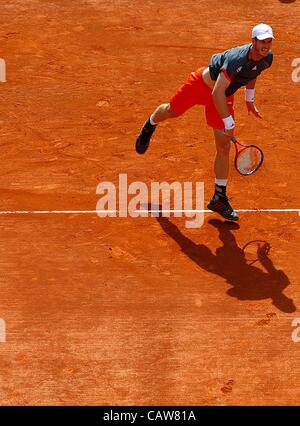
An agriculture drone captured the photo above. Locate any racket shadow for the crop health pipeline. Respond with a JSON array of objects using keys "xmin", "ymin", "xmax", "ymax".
[{"xmin": 156, "ymin": 215, "xmax": 296, "ymax": 313}]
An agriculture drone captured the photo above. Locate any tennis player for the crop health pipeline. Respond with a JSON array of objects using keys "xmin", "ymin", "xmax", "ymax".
[{"xmin": 135, "ymin": 23, "xmax": 274, "ymax": 220}]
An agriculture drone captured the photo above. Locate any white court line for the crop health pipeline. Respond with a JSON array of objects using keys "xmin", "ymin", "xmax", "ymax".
[
  {"xmin": 140, "ymin": 209, "xmax": 300, "ymax": 216},
  {"xmin": 0, "ymin": 209, "xmax": 298, "ymax": 214}
]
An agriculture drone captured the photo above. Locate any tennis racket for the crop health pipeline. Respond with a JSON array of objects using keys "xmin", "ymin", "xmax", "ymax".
[{"xmin": 231, "ymin": 136, "xmax": 264, "ymax": 176}]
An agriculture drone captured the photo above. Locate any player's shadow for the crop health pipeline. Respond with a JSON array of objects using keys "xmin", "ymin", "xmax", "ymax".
[{"xmin": 156, "ymin": 215, "xmax": 296, "ymax": 313}]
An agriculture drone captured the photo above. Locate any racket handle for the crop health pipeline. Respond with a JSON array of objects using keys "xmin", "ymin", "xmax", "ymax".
[
  {"xmin": 231, "ymin": 136, "xmax": 245, "ymax": 148},
  {"xmin": 222, "ymin": 133, "xmax": 239, "ymax": 145}
]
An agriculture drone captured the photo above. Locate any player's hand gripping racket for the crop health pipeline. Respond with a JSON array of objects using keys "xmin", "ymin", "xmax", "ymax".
[{"xmin": 231, "ymin": 136, "xmax": 264, "ymax": 176}]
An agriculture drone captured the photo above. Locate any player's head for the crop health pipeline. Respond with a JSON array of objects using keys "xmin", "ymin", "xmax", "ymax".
[{"xmin": 251, "ymin": 23, "xmax": 274, "ymax": 57}]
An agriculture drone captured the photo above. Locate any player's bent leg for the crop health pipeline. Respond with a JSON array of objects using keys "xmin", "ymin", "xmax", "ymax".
[
  {"xmin": 136, "ymin": 70, "xmax": 203, "ymax": 155},
  {"xmin": 135, "ymin": 103, "xmax": 179, "ymax": 155},
  {"xmin": 151, "ymin": 103, "xmax": 179, "ymax": 123},
  {"xmin": 207, "ymin": 129, "xmax": 239, "ymax": 221}
]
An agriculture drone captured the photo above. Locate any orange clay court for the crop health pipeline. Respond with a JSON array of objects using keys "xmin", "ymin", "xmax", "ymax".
[{"xmin": 0, "ymin": 0, "xmax": 300, "ymax": 406}]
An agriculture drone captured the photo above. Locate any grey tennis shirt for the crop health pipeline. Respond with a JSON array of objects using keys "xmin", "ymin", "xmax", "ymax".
[{"xmin": 209, "ymin": 43, "xmax": 273, "ymax": 96}]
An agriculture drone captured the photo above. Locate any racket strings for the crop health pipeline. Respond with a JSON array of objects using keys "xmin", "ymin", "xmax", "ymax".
[{"xmin": 236, "ymin": 146, "xmax": 263, "ymax": 175}]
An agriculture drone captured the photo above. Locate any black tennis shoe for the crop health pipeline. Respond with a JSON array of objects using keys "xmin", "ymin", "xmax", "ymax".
[
  {"xmin": 207, "ymin": 194, "xmax": 239, "ymax": 221},
  {"xmin": 135, "ymin": 118, "xmax": 157, "ymax": 154}
]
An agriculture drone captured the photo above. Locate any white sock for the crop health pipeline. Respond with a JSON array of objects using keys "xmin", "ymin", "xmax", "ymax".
[
  {"xmin": 150, "ymin": 114, "xmax": 158, "ymax": 126},
  {"xmin": 215, "ymin": 179, "xmax": 227, "ymax": 187}
]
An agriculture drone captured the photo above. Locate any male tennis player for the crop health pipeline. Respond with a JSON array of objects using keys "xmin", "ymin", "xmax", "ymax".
[{"xmin": 135, "ymin": 23, "xmax": 274, "ymax": 221}]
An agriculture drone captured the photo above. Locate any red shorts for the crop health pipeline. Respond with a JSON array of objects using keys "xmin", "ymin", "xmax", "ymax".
[{"xmin": 169, "ymin": 66, "xmax": 234, "ymax": 130}]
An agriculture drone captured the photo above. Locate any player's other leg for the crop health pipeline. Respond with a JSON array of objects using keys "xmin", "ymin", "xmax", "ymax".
[
  {"xmin": 135, "ymin": 103, "xmax": 178, "ymax": 154},
  {"xmin": 135, "ymin": 68, "xmax": 208, "ymax": 155},
  {"xmin": 207, "ymin": 129, "xmax": 239, "ymax": 221}
]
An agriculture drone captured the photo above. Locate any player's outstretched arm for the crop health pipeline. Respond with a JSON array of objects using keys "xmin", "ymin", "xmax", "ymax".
[
  {"xmin": 212, "ymin": 73, "xmax": 234, "ymax": 137},
  {"xmin": 245, "ymin": 79, "xmax": 262, "ymax": 119}
]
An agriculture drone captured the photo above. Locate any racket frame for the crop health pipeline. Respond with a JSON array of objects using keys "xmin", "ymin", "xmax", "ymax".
[{"xmin": 231, "ymin": 136, "xmax": 264, "ymax": 176}]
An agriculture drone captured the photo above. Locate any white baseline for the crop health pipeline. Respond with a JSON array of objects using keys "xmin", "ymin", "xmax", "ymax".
[{"xmin": 0, "ymin": 209, "xmax": 298, "ymax": 215}]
